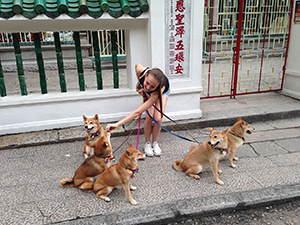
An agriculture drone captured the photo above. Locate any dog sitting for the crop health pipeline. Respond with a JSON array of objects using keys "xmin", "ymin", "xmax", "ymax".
[
  {"xmin": 173, "ymin": 128, "xmax": 229, "ymax": 185},
  {"xmin": 59, "ymin": 132, "xmax": 114, "ymax": 190},
  {"xmin": 93, "ymin": 143, "xmax": 145, "ymax": 205},
  {"xmin": 227, "ymin": 117, "xmax": 254, "ymax": 168},
  {"xmin": 82, "ymin": 114, "xmax": 105, "ymax": 158}
]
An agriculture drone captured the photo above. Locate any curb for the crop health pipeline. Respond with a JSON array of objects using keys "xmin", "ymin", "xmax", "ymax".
[
  {"xmin": 1, "ymin": 109, "xmax": 300, "ymax": 150},
  {"xmin": 57, "ymin": 183, "xmax": 300, "ymax": 225}
]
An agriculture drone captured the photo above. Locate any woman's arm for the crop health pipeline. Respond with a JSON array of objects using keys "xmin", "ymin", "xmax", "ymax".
[
  {"xmin": 135, "ymin": 63, "xmax": 146, "ymax": 80},
  {"xmin": 106, "ymin": 93, "xmax": 158, "ymax": 132}
]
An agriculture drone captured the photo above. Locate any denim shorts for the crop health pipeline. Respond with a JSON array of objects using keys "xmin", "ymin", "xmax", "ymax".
[{"xmin": 163, "ymin": 86, "xmax": 171, "ymax": 98}]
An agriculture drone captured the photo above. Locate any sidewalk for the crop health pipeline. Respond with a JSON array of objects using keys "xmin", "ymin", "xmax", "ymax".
[{"xmin": 1, "ymin": 92, "xmax": 300, "ymax": 224}]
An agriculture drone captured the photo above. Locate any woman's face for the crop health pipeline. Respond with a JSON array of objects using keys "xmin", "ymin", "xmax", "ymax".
[{"xmin": 143, "ymin": 73, "xmax": 159, "ymax": 92}]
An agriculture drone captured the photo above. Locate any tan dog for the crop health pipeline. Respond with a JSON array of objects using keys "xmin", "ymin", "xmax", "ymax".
[
  {"xmin": 59, "ymin": 132, "xmax": 114, "ymax": 190},
  {"xmin": 93, "ymin": 143, "xmax": 145, "ymax": 205},
  {"xmin": 227, "ymin": 117, "xmax": 254, "ymax": 168},
  {"xmin": 173, "ymin": 128, "xmax": 228, "ymax": 185},
  {"xmin": 82, "ymin": 114, "xmax": 105, "ymax": 158}
]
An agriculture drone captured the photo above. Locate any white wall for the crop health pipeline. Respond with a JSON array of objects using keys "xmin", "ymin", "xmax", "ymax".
[
  {"xmin": 282, "ymin": 0, "xmax": 300, "ymax": 100},
  {"xmin": 0, "ymin": 0, "xmax": 204, "ymax": 135}
]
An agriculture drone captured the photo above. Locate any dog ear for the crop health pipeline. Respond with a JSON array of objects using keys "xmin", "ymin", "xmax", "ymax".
[
  {"xmin": 103, "ymin": 141, "xmax": 109, "ymax": 148},
  {"xmin": 207, "ymin": 127, "xmax": 213, "ymax": 132},
  {"xmin": 223, "ymin": 128, "xmax": 229, "ymax": 134},
  {"xmin": 238, "ymin": 117, "xmax": 242, "ymax": 121},
  {"xmin": 83, "ymin": 115, "xmax": 87, "ymax": 121},
  {"xmin": 125, "ymin": 150, "xmax": 132, "ymax": 157},
  {"xmin": 94, "ymin": 114, "xmax": 99, "ymax": 121},
  {"xmin": 129, "ymin": 143, "xmax": 134, "ymax": 148}
]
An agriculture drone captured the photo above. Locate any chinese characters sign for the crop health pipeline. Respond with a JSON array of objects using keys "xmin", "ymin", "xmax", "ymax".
[
  {"xmin": 295, "ymin": 0, "xmax": 300, "ymax": 24},
  {"xmin": 166, "ymin": 0, "xmax": 191, "ymax": 78}
]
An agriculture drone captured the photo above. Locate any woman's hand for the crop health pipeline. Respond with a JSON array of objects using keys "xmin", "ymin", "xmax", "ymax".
[
  {"xmin": 106, "ymin": 123, "xmax": 118, "ymax": 132},
  {"xmin": 137, "ymin": 89, "xmax": 144, "ymax": 96}
]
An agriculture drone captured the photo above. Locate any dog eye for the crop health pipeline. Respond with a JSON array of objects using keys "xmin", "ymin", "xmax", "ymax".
[
  {"xmin": 89, "ymin": 122, "xmax": 93, "ymax": 124},
  {"xmin": 214, "ymin": 136, "xmax": 217, "ymax": 138}
]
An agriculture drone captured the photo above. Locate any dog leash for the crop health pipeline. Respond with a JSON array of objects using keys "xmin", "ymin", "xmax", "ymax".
[
  {"xmin": 152, "ymin": 104, "xmax": 202, "ymax": 143},
  {"xmin": 112, "ymin": 116, "xmax": 141, "ymax": 154},
  {"xmin": 111, "ymin": 116, "xmax": 139, "ymax": 133},
  {"xmin": 136, "ymin": 114, "xmax": 142, "ymax": 149},
  {"xmin": 140, "ymin": 87, "xmax": 202, "ymax": 143},
  {"xmin": 146, "ymin": 110, "xmax": 200, "ymax": 144}
]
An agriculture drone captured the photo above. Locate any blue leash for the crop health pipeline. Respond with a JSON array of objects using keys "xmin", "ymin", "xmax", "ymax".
[{"xmin": 146, "ymin": 110, "xmax": 200, "ymax": 144}]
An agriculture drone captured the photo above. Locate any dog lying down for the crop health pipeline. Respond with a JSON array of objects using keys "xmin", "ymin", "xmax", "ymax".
[
  {"xmin": 173, "ymin": 128, "xmax": 229, "ymax": 185},
  {"xmin": 59, "ymin": 132, "xmax": 114, "ymax": 190},
  {"xmin": 93, "ymin": 143, "xmax": 145, "ymax": 205}
]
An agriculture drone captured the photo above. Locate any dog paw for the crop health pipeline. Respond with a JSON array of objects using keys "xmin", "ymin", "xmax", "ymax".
[
  {"xmin": 231, "ymin": 164, "xmax": 237, "ymax": 168},
  {"xmin": 130, "ymin": 199, "xmax": 138, "ymax": 205},
  {"xmin": 217, "ymin": 180, "xmax": 224, "ymax": 185},
  {"xmin": 130, "ymin": 186, "xmax": 137, "ymax": 191},
  {"xmin": 103, "ymin": 197, "xmax": 111, "ymax": 202},
  {"xmin": 218, "ymin": 169, "xmax": 223, "ymax": 174},
  {"xmin": 192, "ymin": 175, "xmax": 200, "ymax": 180},
  {"xmin": 233, "ymin": 157, "xmax": 239, "ymax": 161}
]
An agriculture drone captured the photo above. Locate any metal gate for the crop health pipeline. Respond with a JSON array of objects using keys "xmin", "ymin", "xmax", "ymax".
[{"xmin": 201, "ymin": 0, "xmax": 292, "ymax": 99}]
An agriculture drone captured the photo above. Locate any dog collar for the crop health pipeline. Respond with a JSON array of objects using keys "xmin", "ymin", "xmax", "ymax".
[
  {"xmin": 89, "ymin": 130, "xmax": 101, "ymax": 139},
  {"xmin": 229, "ymin": 130, "xmax": 245, "ymax": 141},
  {"xmin": 104, "ymin": 155, "xmax": 115, "ymax": 163},
  {"xmin": 121, "ymin": 164, "xmax": 139, "ymax": 179},
  {"xmin": 216, "ymin": 147, "xmax": 228, "ymax": 155}
]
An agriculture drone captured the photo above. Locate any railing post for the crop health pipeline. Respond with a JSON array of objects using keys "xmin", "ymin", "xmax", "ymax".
[
  {"xmin": 232, "ymin": 0, "xmax": 244, "ymax": 98},
  {"xmin": 12, "ymin": 33, "xmax": 28, "ymax": 96},
  {"xmin": 92, "ymin": 31, "xmax": 103, "ymax": 90},
  {"xmin": 33, "ymin": 32, "xmax": 47, "ymax": 94},
  {"xmin": 0, "ymin": 58, "xmax": 7, "ymax": 97},
  {"xmin": 110, "ymin": 30, "xmax": 119, "ymax": 89},
  {"xmin": 54, "ymin": 32, "xmax": 67, "ymax": 92},
  {"xmin": 73, "ymin": 31, "xmax": 85, "ymax": 91}
]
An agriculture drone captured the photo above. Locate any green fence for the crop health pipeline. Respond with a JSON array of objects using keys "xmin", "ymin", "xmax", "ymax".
[{"xmin": 0, "ymin": 30, "xmax": 124, "ymax": 97}]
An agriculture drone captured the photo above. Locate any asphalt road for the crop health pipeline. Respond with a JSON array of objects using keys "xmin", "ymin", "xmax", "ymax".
[{"xmin": 165, "ymin": 198, "xmax": 300, "ymax": 225}]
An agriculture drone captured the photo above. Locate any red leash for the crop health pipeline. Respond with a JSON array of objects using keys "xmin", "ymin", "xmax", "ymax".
[
  {"xmin": 113, "ymin": 117, "xmax": 140, "ymax": 154},
  {"xmin": 136, "ymin": 114, "xmax": 142, "ymax": 149}
]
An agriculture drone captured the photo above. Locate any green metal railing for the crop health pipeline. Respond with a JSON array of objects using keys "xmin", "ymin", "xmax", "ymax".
[
  {"xmin": 54, "ymin": 32, "xmax": 67, "ymax": 92},
  {"xmin": 12, "ymin": 33, "xmax": 27, "ymax": 96},
  {"xmin": 0, "ymin": 30, "xmax": 123, "ymax": 97},
  {"xmin": 88, "ymin": 30, "xmax": 126, "ymax": 61}
]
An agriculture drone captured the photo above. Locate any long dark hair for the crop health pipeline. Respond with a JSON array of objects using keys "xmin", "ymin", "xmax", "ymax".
[{"xmin": 148, "ymin": 68, "xmax": 164, "ymax": 117}]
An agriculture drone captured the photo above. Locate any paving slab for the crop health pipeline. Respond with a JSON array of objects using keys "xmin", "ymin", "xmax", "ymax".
[{"xmin": 1, "ymin": 92, "xmax": 300, "ymax": 224}]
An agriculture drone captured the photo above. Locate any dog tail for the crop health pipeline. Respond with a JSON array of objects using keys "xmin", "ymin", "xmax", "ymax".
[
  {"xmin": 59, "ymin": 177, "xmax": 75, "ymax": 188},
  {"xmin": 172, "ymin": 159, "xmax": 183, "ymax": 172}
]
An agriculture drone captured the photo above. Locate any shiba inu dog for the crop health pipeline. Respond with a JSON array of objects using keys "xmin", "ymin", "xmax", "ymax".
[
  {"xmin": 59, "ymin": 132, "xmax": 114, "ymax": 190},
  {"xmin": 173, "ymin": 128, "xmax": 229, "ymax": 185},
  {"xmin": 82, "ymin": 114, "xmax": 104, "ymax": 158},
  {"xmin": 93, "ymin": 143, "xmax": 145, "ymax": 205},
  {"xmin": 227, "ymin": 117, "xmax": 254, "ymax": 168}
]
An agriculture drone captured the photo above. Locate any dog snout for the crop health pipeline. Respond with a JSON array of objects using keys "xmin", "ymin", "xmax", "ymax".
[{"xmin": 208, "ymin": 141, "xmax": 211, "ymax": 145}]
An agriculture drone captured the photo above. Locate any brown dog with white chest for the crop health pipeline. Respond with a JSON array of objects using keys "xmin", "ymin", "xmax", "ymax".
[
  {"xmin": 93, "ymin": 143, "xmax": 145, "ymax": 205},
  {"xmin": 227, "ymin": 117, "xmax": 254, "ymax": 168},
  {"xmin": 173, "ymin": 128, "xmax": 229, "ymax": 185},
  {"xmin": 59, "ymin": 132, "xmax": 114, "ymax": 190},
  {"xmin": 82, "ymin": 114, "xmax": 105, "ymax": 158}
]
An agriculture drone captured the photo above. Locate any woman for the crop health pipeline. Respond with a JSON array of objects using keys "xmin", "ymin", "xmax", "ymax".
[{"xmin": 106, "ymin": 63, "xmax": 170, "ymax": 156}]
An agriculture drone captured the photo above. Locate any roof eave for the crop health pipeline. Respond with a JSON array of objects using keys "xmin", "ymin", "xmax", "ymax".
[{"xmin": 0, "ymin": 13, "xmax": 149, "ymax": 33}]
